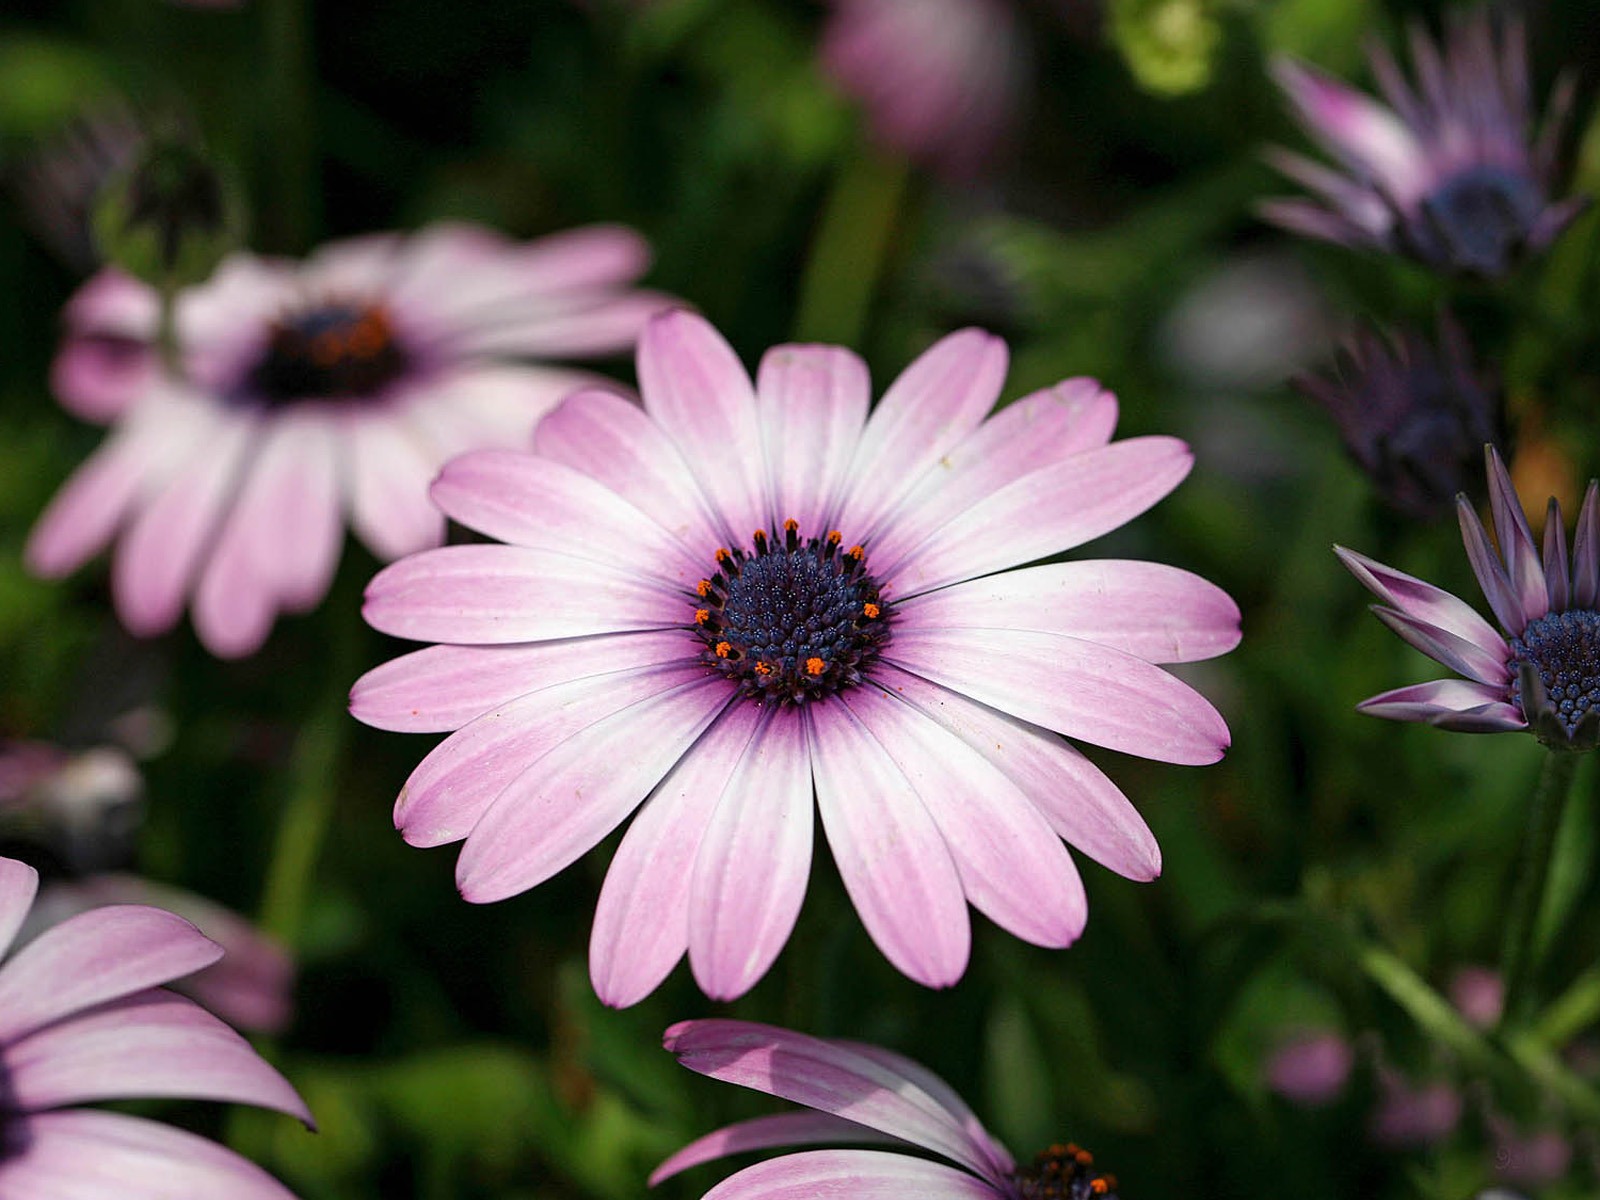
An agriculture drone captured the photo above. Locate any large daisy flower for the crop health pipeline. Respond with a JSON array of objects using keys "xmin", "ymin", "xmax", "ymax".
[
  {"xmin": 654, "ymin": 1018, "xmax": 1121, "ymax": 1200},
  {"xmin": 0, "ymin": 856, "xmax": 310, "ymax": 1197},
  {"xmin": 26, "ymin": 222, "xmax": 670, "ymax": 657},
  {"xmin": 1340, "ymin": 446, "xmax": 1600, "ymax": 748},
  {"xmin": 352, "ymin": 311, "xmax": 1237, "ymax": 1004},
  {"xmin": 1262, "ymin": 10, "xmax": 1585, "ymax": 277}
]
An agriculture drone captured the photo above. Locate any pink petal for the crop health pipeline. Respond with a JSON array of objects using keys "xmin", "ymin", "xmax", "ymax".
[
  {"xmin": 832, "ymin": 329, "xmax": 1007, "ymax": 539},
  {"xmin": 754, "ymin": 344, "xmax": 871, "ymax": 536},
  {"xmin": 899, "ymin": 560, "xmax": 1241, "ymax": 665},
  {"xmin": 344, "ymin": 411, "xmax": 446, "ymax": 560},
  {"xmin": 590, "ymin": 703, "xmax": 764, "ymax": 1008},
  {"xmin": 60, "ymin": 269, "xmax": 159, "ymax": 341},
  {"xmin": 2, "ymin": 1109, "xmax": 298, "ymax": 1200},
  {"xmin": 651, "ymin": 1112, "xmax": 902, "ymax": 1186},
  {"xmin": 637, "ymin": 311, "xmax": 768, "ymax": 545},
  {"xmin": 534, "ymin": 388, "xmax": 724, "ymax": 553},
  {"xmin": 875, "ymin": 663, "xmax": 1159, "ymax": 880},
  {"xmin": 866, "ymin": 378, "xmax": 1117, "ymax": 562},
  {"xmin": 1335, "ymin": 547, "xmax": 1504, "ymax": 656},
  {"xmin": 111, "ymin": 412, "xmax": 256, "ymax": 638},
  {"xmin": 6, "ymin": 989, "xmax": 311, "ymax": 1123},
  {"xmin": 505, "ymin": 224, "xmax": 653, "ymax": 294},
  {"xmin": 1272, "ymin": 58, "xmax": 1426, "ymax": 200},
  {"xmin": 806, "ymin": 704, "xmax": 970, "ymax": 988},
  {"xmin": 689, "ymin": 709, "xmax": 815, "ymax": 1000},
  {"xmin": 429, "ymin": 449, "xmax": 700, "ymax": 584},
  {"xmin": 455, "ymin": 676, "xmax": 732, "ymax": 902},
  {"xmin": 395, "ymin": 662, "xmax": 716, "ymax": 847},
  {"xmin": 412, "ymin": 364, "xmax": 598, "ymax": 448},
  {"xmin": 700, "ymin": 1150, "xmax": 997, "ymax": 1200},
  {"xmin": 662, "ymin": 1020, "xmax": 995, "ymax": 1176},
  {"xmin": 887, "ymin": 627, "xmax": 1229, "ymax": 765},
  {"xmin": 0, "ymin": 859, "xmax": 40, "ymax": 960},
  {"xmin": 1357, "ymin": 678, "xmax": 1525, "ymax": 731},
  {"xmin": 352, "ymin": 630, "xmax": 696, "ymax": 733},
  {"xmin": 843, "ymin": 686, "xmax": 1086, "ymax": 949},
  {"xmin": 1486, "ymin": 445, "xmax": 1549, "ymax": 622},
  {"xmin": 447, "ymin": 293, "xmax": 675, "ymax": 360},
  {"xmin": 884, "ymin": 436, "xmax": 1193, "ymax": 598},
  {"xmin": 51, "ymin": 334, "xmax": 155, "ymax": 424},
  {"xmin": 1371, "ymin": 607, "xmax": 1510, "ymax": 686},
  {"xmin": 840, "ymin": 1043, "xmax": 1013, "ymax": 1177},
  {"xmin": 362, "ymin": 544, "xmax": 679, "ymax": 645},
  {"xmin": 1458, "ymin": 496, "xmax": 1526, "ymax": 634},
  {"xmin": 0, "ymin": 905, "xmax": 221, "ymax": 1043}
]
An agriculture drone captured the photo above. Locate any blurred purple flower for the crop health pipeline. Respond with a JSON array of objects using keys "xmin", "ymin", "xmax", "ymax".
[
  {"xmin": 1369, "ymin": 1069, "xmax": 1462, "ymax": 1147},
  {"xmin": 1265, "ymin": 1030, "xmax": 1354, "ymax": 1107},
  {"xmin": 819, "ymin": 0, "xmax": 1027, "ymax": 178},
  {"xmin": 1339, "ymin": 447, "xmax": 1600, "ymax": 747},
  {"xmin": 29, "ymin": 875, "xmax": 294, "ymax": 1035},
  {"xmin": 10, "ymin": 106, "xmax": 144, "ymax": 273},
  {"xmin": 0, "ymin": 856, "xmax": 309, "ymax": 1197},
  {"xmin": 655, "ymin": 1018, "xmax": 1121, "ymax": 1199},
  {"xmin": 27, "ymin": 223, "xmax": 672, "ymax": 658},
  {"xmin": 352, "ymin": 311, "xmax": 1237, "ymax": 1005},
  {"xmin": 1263, "ymin": 10, "xmax": 1585, "ymax": 277},
  {"xmin": 1294, "ymin": 318, "xmax": 1500, "ymax": 521},
  {"xmin": 1447, "ymin": 965, "xmax": 1505, "ymax": 1030},
  {"xmin": 0, "ymin": 741, "xmax": 143, "ymax": 872},
  {"xmin": 1488, "ymin": 1116, "xmax": 1572, "ymax": 1189}
]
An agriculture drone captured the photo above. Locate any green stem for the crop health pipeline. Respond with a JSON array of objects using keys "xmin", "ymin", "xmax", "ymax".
[
  {"xmin": 791, "ymin": 148, "xmax": 910, "ymax": 346},
  {"xmin": 156, "ymin": 281, "xmax": 182, "ymax": 378},
  {"xmin": 1499, "ymin": 749, "xmax": 1582, "ymax": 1028},
  {"xmin": 260, "ymin": 0, "xmax": 316, "ymax": 253}
]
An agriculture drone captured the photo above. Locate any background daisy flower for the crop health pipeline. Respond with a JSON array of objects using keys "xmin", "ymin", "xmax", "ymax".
[
  {"xmin": 0, "ymin": 855, "xmax": 310, "ymax": 1197},
  {"xmin": 354, "ymin": 309, "xmax": 1237, "ymax": 1005},
  {"xmin": 27, "ymin": 222, "xmax": 672, "ymax": 658},
  {"xmin": 653, "ymin": 1018, "xmax": 1121, "ymax": 1200}
]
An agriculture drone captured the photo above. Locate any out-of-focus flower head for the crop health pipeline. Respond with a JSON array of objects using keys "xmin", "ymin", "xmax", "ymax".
[
  {"xmin": 1448, "ymin": 965, "xmax": 1505, "ymax": 1030},
  {"xmin": 1265, "ymin": 1029, "xmax": 1354, "ymax": 1107},
  {"xmin": 1487, "ymin": 1114, "xmax": 1572, "ymax": 1189},
  {"xmin": 0, "ymin": 856, "xmax": 310, "ymax": 1196},
  {"xmin": 1369, "ymin": 1069, "xmax": 1463, "ymax": 1147},
  {"xmin": 0, "ymin": 741, "xmax": 143, "ymax": 873},
  {"xmin": 10, "ymin": 105, "xmax": 145, "ymax": 273},
  {"xmin": 27, "ymin": 222, "xmax": 673, "ymax": 658},
  {"xmin": 655, "ymin": 1018, "xmax": 1122, "ymax": 1199},
  {"xmin": 818, "ymin": 0, "xmax": 1027, "ymax": 178},
  {"xmin": 27, "ymin": 875, "xmax": 294, "ymax": 1035},
  {"xmin": 1339, "ymin": 447, "xmax": 1600, "ymax": 748},
  {"xmin": 352, "ymin": 310, "xmax": 1238, "ymax": 1005},
  {"xmin": 1263, "ymin": 9, "xmax": 1586, "ymax": 277},
  {"xmin": 1294, "ymin": 317, "xmax": 1500, "ymax": 522}
]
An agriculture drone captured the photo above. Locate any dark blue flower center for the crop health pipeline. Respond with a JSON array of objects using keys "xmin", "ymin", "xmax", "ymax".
[
  {"xmin": 245, "ymin": 300, "xmax": 410, "ymax": 404},
  {"xmin": 1419, "ymin": 164, "xmax": 1545, "ymax": 276},
  {"xmin": 691, "ymin": 521, "xmax": 889, "ymax": 704},
  {"xmin": 1509, "ymin": 609, "xmax": 1600, "ymax": 737},
  {"xmin": 1014, "ymin": 1143, "xmax": 1120, "ymax": 1200}
]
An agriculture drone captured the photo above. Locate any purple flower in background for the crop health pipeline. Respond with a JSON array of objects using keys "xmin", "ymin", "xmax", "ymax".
[
  {"xmin": 655, "ymin": 1018, "xmax": 1121, "ymax": 1199},
  {"xmin": 353, "ymin": 310, "xmax": 1237, "ymax": 1004},
  {"xmin": 1369, "ymin": 1069, "xmax": 1463, "ymax": 1148},
  {"xmin": 0, "ymin": 856, "xmax": 310, "ymax": 1197},
  {"xmin": 27, "ymin": 223, "xmax": 671, "ymax": 658},
  {"xmin": 0, "ymin": 740, "xmax": 144, "ymax": 872},
  {"xmin": 1340, "ymin": 447, "xmax": 1600, "ymax": 748},
  {"xmin": 819, "ymin": 0, "xmax": 1026, "ymax": 178},
  {"xmin": 1263, "ymin": 10, "xmax": 1585, "ymax": 276},
  {"xmin": 1294, "ymin": 318, "xmax": 1500, "ymax": 521},
  {"xmin": 1265, "ymin": 1030, "xmax": 1354, "ymax": 1107}
]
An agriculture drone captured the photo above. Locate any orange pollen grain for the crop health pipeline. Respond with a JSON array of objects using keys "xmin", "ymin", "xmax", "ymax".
[
  {"xmin": 714, "ymin": 642, "xmax": 731, "ymax": 658},
  {"xmin": 696, "ymin": 580, "xmax": 712, "ymax": 597},
  {"xmin": 694, "ymin": 609, "xmax": 710, "ymax": 625},
  {"xmin": 1090, "ymin": 1182, "xmax": 1108, "ymax": 1196},
  {"xmin": 783, "ymin": 518, "xmax": 798, "ymax": 533},
  {"xmin": 1074, "ymin": 1151, "xmax": 1093, "ymax": 1166},
  {"xmin": 847, "ymin": 545, "xmax": 865, "ymax": 559},
  {"xmin": 754, "ymin": 661, "xmax": 773, "ymax": 676},
  {"xmin": 827, "ymin": 530, "xmax": 842, "ymax": 545},
  {"xmin": 805, "ymin": 657, "xmax": 826, "ymax": 676},
  {"xmin": 715, "ymin": 548, "xmax": 731, "ymax": 564}
]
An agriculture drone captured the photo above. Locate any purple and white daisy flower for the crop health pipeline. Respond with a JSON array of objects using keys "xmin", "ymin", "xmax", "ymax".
[
  {"xmin": 352, "ymin": 310, "xmax": 1237, "ymax": 1004},
  {"xmin": 1262, "ymin": 10, "xmax": 1585, "ymax": 277},
  {"xmin": 1339, "ymin": 446, "xmax": 1600, "ymax": 748},
  {"xmin": 27, "ymin": 222, "xmax": 671, "ymax": 658},
  {"xmin": 653, "ymin": 1018, "xmax": 1120, "ymax": 1200},
  {"xmin": 0, "ymin": 855, "xmax": 310, "ymax": 1198}
]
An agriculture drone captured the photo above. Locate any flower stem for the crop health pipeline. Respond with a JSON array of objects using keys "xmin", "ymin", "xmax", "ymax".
[
  {"xmin": 1499, "ymin": 748, "xmax": 1581, "ymax": 1027},
  {"xmin": 791, "ymin": 148, "xmax": 909, "ymax": 346}
]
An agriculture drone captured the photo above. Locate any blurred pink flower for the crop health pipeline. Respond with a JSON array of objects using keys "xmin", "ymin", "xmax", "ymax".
[
  {"xmin": 655, "ymin": 1018, "xmax": 1121, "ymax": 1199},
  {"xmin": 1369, "ymin": 1070, "xmax": 1462, "ymax": 1147},
  {"xmin": 28, "ymin": 222, "xmax": 672, "ymax": 658},
  {"xmin": 1448, "ymin": 965, "xmax": 1505, "ymax": 1030},
  {"xmin": 0, "ymin": 856, "xmax": 309, "ymax": 1197},
  {"xmin": 353, "ymin": 310, "xmax": 1236, "ymax": 1004},
  {"xmin": 30, "ymin": 875, "xmax": 294, "ymax": 1035},
  {"xmin": 1489, "ymin": 1117, "xmax": 1572, "ymax": 1188},
  {"xmin": 1265, "ymin": 1030, "xmax": 1353, "ymax": 1107},
  {"xmin": 819, "ymin": 0, "xmax": 1026, "ymax": 177}
]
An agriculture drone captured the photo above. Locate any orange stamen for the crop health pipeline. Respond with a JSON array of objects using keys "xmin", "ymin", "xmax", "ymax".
[
  {"xmin": 696, "ymin": 579, "xmax": 712, "ymax": 597},
  {"xmin": 805, "ymin": 657, "xmax": 826, "ymax": 676},
  {"xmin": 753, "ymin": 661, "xmax": 772, "ymax": 676},
  {"xmin": 862, "ymin": 602, "xmax": 880, "ymax": 619},
  {"xmin": 714, "ymin": 642, "xmax": 731, "ymax": 658},
  {"xmin": 694, "ymin": 609, "xmax": 710, "ymax": 625}
]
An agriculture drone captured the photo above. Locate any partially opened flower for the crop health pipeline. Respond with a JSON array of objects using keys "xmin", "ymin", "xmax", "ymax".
[
  {"xmin": 654, "ymin": 1019, "xmax": 1121, "ymax": 1199},
  {"xmin": 27, "ymin": 222, "xmax": 670, "ymax": 657},
  {"xmin": 1340, "ymin": 446, "xmax": 1600, "ymax": 748},
  {"xmin": 1262, "ymin": 10, "xmax": 1585, "ymax": 277},
  {"xmin": 819, "ymin": 0, "xmax": 1026, "ymax": 178},
  {"xmin": 0, "ymin": 856, "xmax": 310, "ymax": 1197},
  {"xmin": 353, "ymin": 310, "xmax": 1237, "ymax": 1004}
]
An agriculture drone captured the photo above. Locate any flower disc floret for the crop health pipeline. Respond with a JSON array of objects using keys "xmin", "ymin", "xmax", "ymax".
[
  {"xmin": 246, "ymin": 299, "xmax": 410, "ymax": 403},
  {"xmin": 694, "ymin": 522, "xmax": 889, "ymax": 704},
  {"xmin": 1015, "ymin": 1144, "xmax": 1121, "ymax": 1200},
  {"xmin": 1510, "ymin": 611, "xmax": 1600, "ymax": 740}
]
